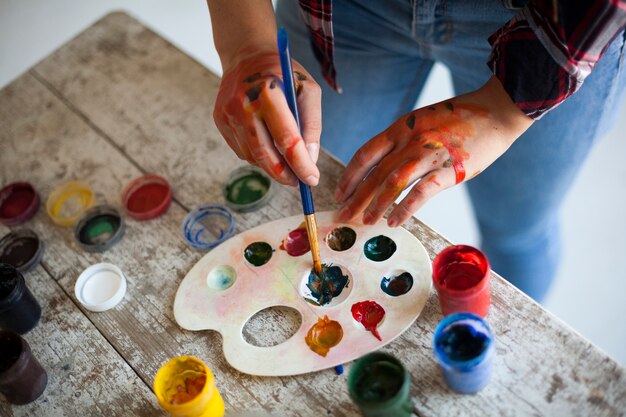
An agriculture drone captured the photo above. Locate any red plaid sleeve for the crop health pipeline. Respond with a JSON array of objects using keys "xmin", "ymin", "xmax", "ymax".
[
  {"xmin": 488, "ymin": 0, "xmax": 626, "ymax": 119},
  {"xmin": 298, "ymin": 0, "xmax": 342, "ymax": 92}
]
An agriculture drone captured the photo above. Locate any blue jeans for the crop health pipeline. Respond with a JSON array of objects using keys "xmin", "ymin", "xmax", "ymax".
[{"xmin": 276, "ymin": 0, "xmax": 626, "ymax": 302}]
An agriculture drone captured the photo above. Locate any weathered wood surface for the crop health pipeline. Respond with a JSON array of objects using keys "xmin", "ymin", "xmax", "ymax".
[{"xmin": 1, "ymin": 11, "xmax": 625, "ymax": 417}]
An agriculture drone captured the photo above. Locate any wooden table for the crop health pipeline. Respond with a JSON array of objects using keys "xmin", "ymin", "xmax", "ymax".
[{"xmin": 1, "ymin": 12, "xmax": 624, "ymax": 417}]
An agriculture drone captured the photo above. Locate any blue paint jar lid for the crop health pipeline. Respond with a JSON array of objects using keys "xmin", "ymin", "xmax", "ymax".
[
  {"xmin": 74, "ymin": 205, "xmax": 126, "ymax": 253},
  {"xmin": 181, "ymin": 204, "xmax": 235, "ymax": 251},
  {"xmin": 433, "ymin": 312, "xmax": 495, "ymax": 370},
  {"xmin": 0, "ymin": 229, "xmax": 44, "ymax": 273}
]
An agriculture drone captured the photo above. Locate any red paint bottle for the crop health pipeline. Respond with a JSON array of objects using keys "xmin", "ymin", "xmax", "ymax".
[
  {"xmin": 432, "ymin": 245, "xmax": 490, "ymax": 318},
  {"xmin": 0, "ymin": 330, "xmax": 48, "ymax": 404}
]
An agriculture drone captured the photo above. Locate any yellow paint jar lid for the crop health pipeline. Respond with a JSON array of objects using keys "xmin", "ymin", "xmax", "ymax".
[
  {"xmin": 154, "ymin": 356, "xmax": 224, "ymax": 417},
  {"xmin": 46, "ymin": 181, "xmax": 95, "ymax": 226}
]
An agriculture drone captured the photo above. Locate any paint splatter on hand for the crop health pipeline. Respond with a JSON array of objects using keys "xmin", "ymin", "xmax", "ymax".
[
  {"xmin": 334, "ymin": 77, "xmax": 534, "ymax": 227},
  {"xmin": 213, "ymin": 50, "xmax": 321, "ymax": 186}
]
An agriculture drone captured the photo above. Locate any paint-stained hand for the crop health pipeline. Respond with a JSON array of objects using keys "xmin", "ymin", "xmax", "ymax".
[
  {"xmin": 335, "ymin": 77, "xmax": 534, "ymax": 227},
  {"xmin": 213, "ymin": 49, "xmax": 321, "ymax": 186}
]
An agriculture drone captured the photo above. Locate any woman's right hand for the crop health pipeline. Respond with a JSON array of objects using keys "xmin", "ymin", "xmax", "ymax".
[{"xmin": 213, "ymin": 48, "xmax": 321, "ymax": 186}]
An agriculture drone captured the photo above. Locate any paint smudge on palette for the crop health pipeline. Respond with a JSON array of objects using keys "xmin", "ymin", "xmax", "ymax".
[
  {"xmin": 244, "ymin": 242, "xmax": 273, "ymax": 267},
  {"xmin": 280, "ymin": 224, "xmax": 310, "ymax": 256},
  {"xmin": 325, "ymin": 226, "xmax": 356, "ymax": 252},
  {"xmin": 207, "ymin": 265, "xmax": 236, "ymax": 290},
  {"xmin": 381, "ymin": 271, "xmax": 413, "ymax": 296},
  {"xmin": 305, "ymin": 315, "xmax": 343, "ymax": 357},
  {"xmin": 304, "ymin": 264, "xmax": 350, "ymax": 306},
  {"xmin": 351, "ymin": 301, "xmax": 385, "ymax": 341}
]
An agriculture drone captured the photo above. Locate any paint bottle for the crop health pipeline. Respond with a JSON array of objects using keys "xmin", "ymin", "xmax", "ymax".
[
  {"xmin": 223, "ymin": 166, "xmax": 273, "ymax": 212},
  {"xmin": 0, "ymin": 263, "xmax": 42, "ymax": 334},
  {"xmin": 0, "ymin": 182, "xmax": 40, "ymax": 226},
  {"xmin": 0, "ymin": 330, "xmax": 48, "ymax": 404},
  {"xmin": 432, "ymin": 245, "xmax": 491, "ymax": 317},
  {"xmin": 348, "ymin": 352, "xmax": 412, "ymax": 417},
  {"xmin": 0, "ymin": 229, "xmax": 44, "ymax": 273},
  {"xmin": 154, "ymin": 356, "xmax": 225, "ymax": 417},
  {"xmin": 433, "ymin": 312, "xmax": 495, "ymax": 394}
]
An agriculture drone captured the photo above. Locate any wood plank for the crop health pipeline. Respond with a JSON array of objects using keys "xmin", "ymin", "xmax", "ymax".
[
  {"xmin": 0, "ymin": 258, "xmax": 162, "ymax": 416},
  {"xmin": 5, "ymin": 11, "xmax": 625, "ymax": 416}
]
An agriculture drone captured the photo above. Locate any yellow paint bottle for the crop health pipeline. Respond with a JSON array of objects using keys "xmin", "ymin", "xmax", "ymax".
[{"xmin": 154, "ymin": 356, "xmax": 225, "ymax": 417}]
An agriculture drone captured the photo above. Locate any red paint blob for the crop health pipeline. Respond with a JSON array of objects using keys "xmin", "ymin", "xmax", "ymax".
[
  {"xmin": 122, "ymin": 175, "xmax": 172, "ymax": 220},
  {"xmin": 432, "ymin": 245, "xmax": 491, "ymax": 317},
  {"xmin": 280, "ymin": 227, "xmax": 310, "ymax": 256},
  {"xmin": 0, "ymin": 182, "xmax": 40, "ymax": 226},
  {"xmin": 351, "ymin": 301, "xmax": 385, "ymax": 341}
]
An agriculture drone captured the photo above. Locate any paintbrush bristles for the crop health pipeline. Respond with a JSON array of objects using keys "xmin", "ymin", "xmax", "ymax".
[{"xmin": 304, "ymin": 213, "xmax": 322, "ymax": 274}]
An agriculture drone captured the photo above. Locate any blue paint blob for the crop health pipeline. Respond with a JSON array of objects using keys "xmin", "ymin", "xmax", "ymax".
[
  {"xmin": 335, "ymin": 365, "xmax": 344, "ymax": 375},
  {"xmin": 433, "ymin": 313, "xmax": 494, "ymax": 394},
  {"xmin": 380, "ymin": 272, "xmax": 413, "ymax": 296},
  {"xmin": 306, "ymin": 264, "xmax": 349, "ymax": 306}
]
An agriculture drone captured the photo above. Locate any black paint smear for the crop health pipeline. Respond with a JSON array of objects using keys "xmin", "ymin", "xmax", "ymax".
[
  {"xmin": 244, "ymin": 72, "xmax": 262, "ymax": 83},
  {"xmin": 444, "ymin": 102, "xmax": 454, "ymax": 111},
  {"xmin": 295, "ymin": 71, "xmax": 307, "ymax": 81},
  {"xmin": 269, "ymin": 80, "xmax": 277, "ymax": 89},
  {"xmin": 423, "ymin": 143, "xmax": 440, "ymax": 150},
  {"xmin": 296, "ymin": 83, "xmax": 303, "ymax": 97},
  {"xmin": 245, "ymin": 84, "xmax": 263, "ymax": 102},
  {"xmin": 405, "ymin": 114, "xmax": 416, "ymax": 129},
  {"xmin": 443, "ymin": 159, "xmax": 453, "ymax": 168},
  {"xmin": 428, "ymin": 106, "xmax": 437, "ymax": 111}
]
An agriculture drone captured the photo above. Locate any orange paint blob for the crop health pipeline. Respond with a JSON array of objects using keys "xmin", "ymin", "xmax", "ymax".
[
  {"xmin": 170, "ymin": 375, "xmax": 207, "ymax": 405},
  {"xmin": 305, "ymin": 315, "xmax": 343, "ymax": 357}
]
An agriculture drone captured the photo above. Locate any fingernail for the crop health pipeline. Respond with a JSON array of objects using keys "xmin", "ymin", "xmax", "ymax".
[
  {"xmin": 306, "ymin": 175, "xmax": 319, "ymax": 186},
  {"xmin": 307, "ymin": 143, "xmax": 320, "ymax": 163},
  {"xmin": 337, "ymin": 206, "xmax": 350, "ymax": 222},
  {"xmin": 388, "ymin": 216, "xmax": 398, "ymax": 227}
]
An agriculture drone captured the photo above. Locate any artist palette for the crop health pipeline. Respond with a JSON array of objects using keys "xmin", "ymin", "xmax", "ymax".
[{"xmin": 174, "ymin": 211, "xmax": 432, "ymax": 376}]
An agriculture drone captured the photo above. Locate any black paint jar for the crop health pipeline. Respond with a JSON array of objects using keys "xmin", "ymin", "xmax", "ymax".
[
  {"xmin": 0, "ymin": 330, "xmax": 47, "ymax": 404},
  {"xmin": 0, "ymin": 263, "xmax": 41, "ymax": 334}
]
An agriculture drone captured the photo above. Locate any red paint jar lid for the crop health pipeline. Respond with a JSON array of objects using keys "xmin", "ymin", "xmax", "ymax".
[
  {"xmin": 121, "ymin": 175, "xmax": 172, "ymax": 221},
  {"xmin": 0, "ymin": 182, "xmax": 40, "ymax": 226}
]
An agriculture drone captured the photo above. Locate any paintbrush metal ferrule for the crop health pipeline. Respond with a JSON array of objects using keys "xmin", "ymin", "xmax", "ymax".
[{"xmin": 304, "ymin": 213, "xmax": 322, "ymax": 274}]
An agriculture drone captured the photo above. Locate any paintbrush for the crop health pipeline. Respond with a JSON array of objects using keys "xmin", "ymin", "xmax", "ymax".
[{"xmin": 277, "ymin": 28, "xmax": 323, "ymax": 275}]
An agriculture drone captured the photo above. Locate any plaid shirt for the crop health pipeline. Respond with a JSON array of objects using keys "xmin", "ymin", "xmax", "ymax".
[{"xmin": 298, "ymin": 0, "xmax": 626, "ymax": 119}]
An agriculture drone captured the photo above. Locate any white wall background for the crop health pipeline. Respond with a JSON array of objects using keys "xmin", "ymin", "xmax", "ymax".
[{"xmin": 1, "ymin": 0, "xmax": 625, "ymax": 366}]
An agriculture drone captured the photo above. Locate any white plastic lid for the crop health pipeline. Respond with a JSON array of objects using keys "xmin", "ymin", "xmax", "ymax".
[{"xmin": 74, "ymin": 263, "xmax": 127, "ymax": 312}]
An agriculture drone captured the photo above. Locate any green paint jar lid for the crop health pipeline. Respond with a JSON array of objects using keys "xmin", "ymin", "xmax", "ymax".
[
  {"xmin": 222, "ymin": 166, "xmax": 274, "ymax": 212},
  {"xmin": 74, "ymin": 205, "xmax": 125, "ymax": 253}
]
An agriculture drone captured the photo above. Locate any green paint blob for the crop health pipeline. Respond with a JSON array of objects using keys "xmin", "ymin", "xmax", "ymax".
[
  {"xmin": 364, "ymin": 235, "xmax": 397, "ymax": 262},
  {"xmin": 326, "ymin": 227, "xmax": 357, "ymax": 252},
  {"xmin": 244, "ymin": 242, "xmax": 273, "ymax": 267},
  {"xmin": 354, "ymin": 360, "xmax": 405, "ymax": 402},
  {"xmin": 78, "ymin": 214, "xmax": 121, "ymax": 245},
  {"xmin": 226, "ymin": 173, "xmax": 270, "ymax": 205}
]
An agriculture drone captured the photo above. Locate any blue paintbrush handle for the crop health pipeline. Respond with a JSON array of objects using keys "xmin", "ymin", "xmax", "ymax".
[{"xmin": 277, "ymin": 28, "xmax": 315, "ymax": 216}]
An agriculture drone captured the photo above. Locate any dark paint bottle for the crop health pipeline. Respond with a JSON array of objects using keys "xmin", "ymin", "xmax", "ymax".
[
  {"xmin": 0, "ymin": 263, "xmax": 42, "ymax": 334},
  {"xmin": 0, "ymin": 330, "xmax": 47, "ymax": 404}
]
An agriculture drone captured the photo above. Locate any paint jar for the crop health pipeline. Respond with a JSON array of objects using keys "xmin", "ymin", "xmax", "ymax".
[
  {"xmin": 122, "ymin": 174, "xmax": 173, "ymax": 220},
  {"xmin": 74, "ymin": 205, "xmax": 126, "ymax": 252},
  {"xmin": 223, "ymin": 166, "xmax": 273, "ymax": 212},
  {"xmin": 348, "ymin": 352, "xmax": 412, "ymax": 417},
  {"xmin": 46, "ymin": 181, "xmax": 95, "ymax": 226},
  {"xmin": 433, "ymin": 312, "xmax": 495, "ymax": 394},
  {"xmin": 0, "ymin": 182, "xmax": 40, "ymax": 226},
  {"xmin": 0, "ymin": 229, "xmax": 44, "ymax": 273},
  {"xmin": 154, "ymin": 356, "xmax": 225, "ymax": 417},
  {"xmin": 182, "ymin": 205, "xmax": 235, "ymax": 251},
  {"xmin": 0, "ymin": 330, "xmax": 47, "ymax": 404},
  {"xmin": 0, "ymin": 263, "xmax": 42, "ymax": 334},
  {"xmin": 432, "ymin": 245, "xmax": 490, "ymax": 317}
]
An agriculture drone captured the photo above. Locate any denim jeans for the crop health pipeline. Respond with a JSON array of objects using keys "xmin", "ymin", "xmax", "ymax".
[{"xmin": 276, "ymin": 0, "xmax": 626, "ymax": 302}]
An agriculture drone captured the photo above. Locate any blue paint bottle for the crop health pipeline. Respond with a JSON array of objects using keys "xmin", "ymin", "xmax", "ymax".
[{"xmin": 433, "ymin": 313, "xmax": 494, "ymax": 394}]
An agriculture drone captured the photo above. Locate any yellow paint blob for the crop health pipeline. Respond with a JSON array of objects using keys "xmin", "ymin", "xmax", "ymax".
[{"xmin": 305, "ymin": 315, "xmax": 343, "ymax": 357}]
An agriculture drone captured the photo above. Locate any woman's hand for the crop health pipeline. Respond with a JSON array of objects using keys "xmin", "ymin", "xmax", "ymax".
[
  {"xmin": 213, "ymin": 49, "xmax": 322, "ymax": 186},
  {"xmin": 334, "ymin": 77, "xmax": 534, "ymax": 227}
]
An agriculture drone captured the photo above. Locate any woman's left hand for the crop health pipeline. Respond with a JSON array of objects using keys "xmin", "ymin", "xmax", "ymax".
[{"xmin": 334, "ymin": 76, "xmax": 534, "ymax": 227}]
